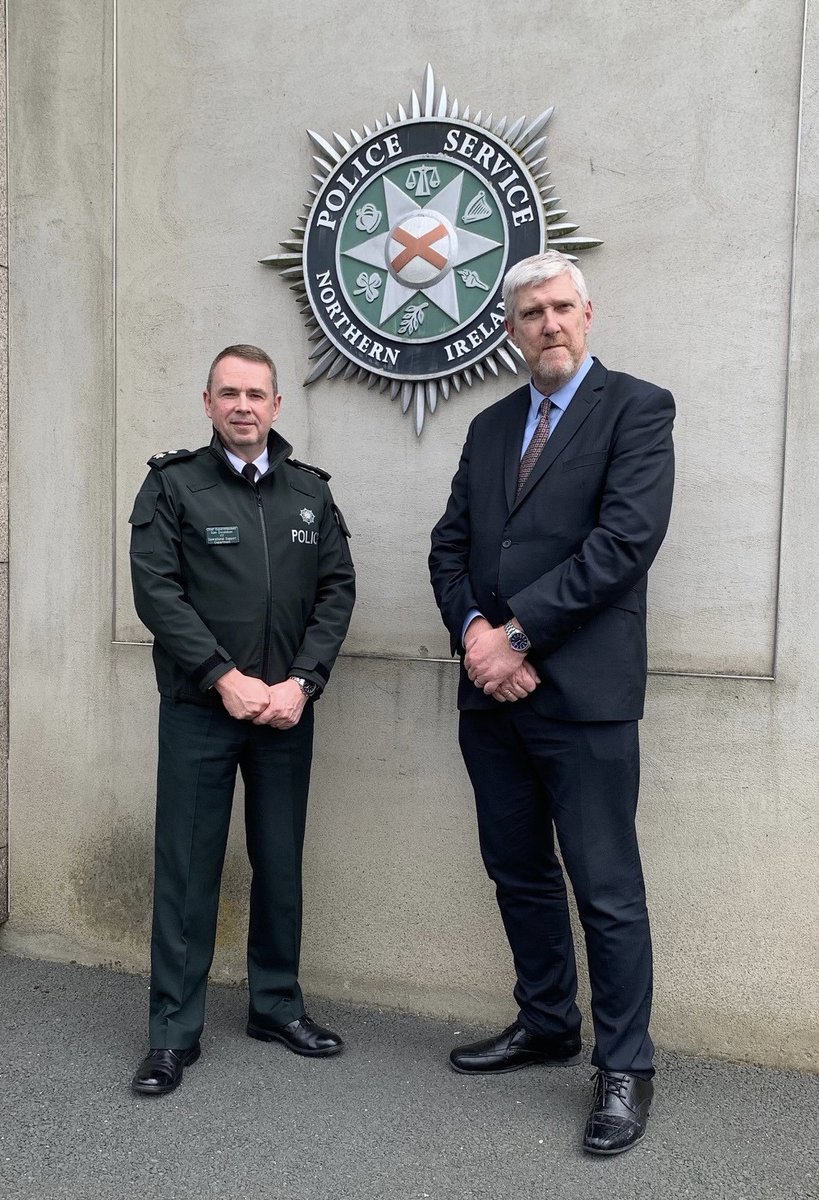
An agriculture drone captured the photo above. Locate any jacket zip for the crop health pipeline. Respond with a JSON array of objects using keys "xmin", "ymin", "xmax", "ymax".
[{"xmin": 247, "ymin": 478, "xmax": 275, "ymax": 683}]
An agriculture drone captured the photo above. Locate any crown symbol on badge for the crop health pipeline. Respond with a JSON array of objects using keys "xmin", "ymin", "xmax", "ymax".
[
  {"xmin": 355, "ymin": 203, "xmax": 382, "ymax": 234},
  {"xmin": 261, "ymin": 65, "xmax": 601, "ymax": 434}
]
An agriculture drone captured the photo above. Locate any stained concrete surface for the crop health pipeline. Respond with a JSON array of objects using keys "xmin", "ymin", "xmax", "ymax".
[{"xmin": 0, "ymin": 955, "xmax": 816, "ymax": 1200}]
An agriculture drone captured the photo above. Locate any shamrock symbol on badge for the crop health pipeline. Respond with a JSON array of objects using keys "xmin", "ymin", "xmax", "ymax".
[{"xmin": 354, "ymin": 272, "xmax": 382, "ymax": 303}]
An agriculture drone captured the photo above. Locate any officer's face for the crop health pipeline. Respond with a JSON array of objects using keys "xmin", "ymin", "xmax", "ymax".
[
  {"xmin": 505, "ymin": 274, "xmax": 592, "ymax": 393},
  {"xmin": 204, "ymin": 357, "xmax": 282, "ymax": 462}
]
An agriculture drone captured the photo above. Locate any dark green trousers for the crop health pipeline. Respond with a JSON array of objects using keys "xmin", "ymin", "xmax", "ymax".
[{"xmin": 149, "ymin": 697, "xmax": 314, "ymax": 1048}]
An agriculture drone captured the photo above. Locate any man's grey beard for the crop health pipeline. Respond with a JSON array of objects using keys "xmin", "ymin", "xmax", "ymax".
[{"xmin": 534, "ymin": 352, "xmax": 582, "ymax": 393}]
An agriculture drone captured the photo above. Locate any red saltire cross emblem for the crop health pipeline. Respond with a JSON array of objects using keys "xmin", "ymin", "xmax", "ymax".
[{"xmin": 390, "ymin": 222, "xmax": 448, "ymax": 273}]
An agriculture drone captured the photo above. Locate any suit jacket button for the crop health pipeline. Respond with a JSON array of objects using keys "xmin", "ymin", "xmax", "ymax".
[{"xmin": 502, "ymin": 538, "xmax": 512, "ymax": 548}]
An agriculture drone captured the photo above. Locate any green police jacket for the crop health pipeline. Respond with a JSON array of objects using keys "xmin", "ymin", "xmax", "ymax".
[{"xmin": 129, "ymin": 429, "xmax": 356, "ymax": 705}]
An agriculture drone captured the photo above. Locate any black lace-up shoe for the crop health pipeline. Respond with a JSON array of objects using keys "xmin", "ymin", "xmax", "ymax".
[
  {"xmin": 246, "ymin": 1014, "xmax": 344, "ymax": 1056},
  {"xmin": 131, "ymin": 1044, "xmax": 201, "ymax": 1096},
  {"xmin": 449, "ymin": 1021, "xmax": 582, "ymax": 1074},
  {"xmin": 583, "ymin": 1070, "xmax": 653, "ymax": 1155}
]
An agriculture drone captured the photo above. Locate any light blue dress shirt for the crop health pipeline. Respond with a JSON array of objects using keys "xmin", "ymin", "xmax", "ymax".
[
  {"xmin": 461, "ymin": 354, "xmax": 595, "ymax": 646},
  {"xmin": 521, "ymin": 353, "xmax": 594, "ymax": 454}
]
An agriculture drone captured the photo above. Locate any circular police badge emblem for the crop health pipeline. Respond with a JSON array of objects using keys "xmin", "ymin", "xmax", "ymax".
[{"xmin": 263, "ymin": 66, "xmax": 601, "ymax": 433}]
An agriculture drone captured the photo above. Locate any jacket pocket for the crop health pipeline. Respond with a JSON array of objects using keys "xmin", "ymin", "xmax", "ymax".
[
  {"xmin": 128, "ymin": 490, "xmax": 160, "ymax": 555},
  {"xmin": 289, "ymin": 477, "xmax": 317, "ymax": 498},
  {"xmin": 562, "ymin": 451, "xmax": 609, "ymax": 471},
  {"xmin": 609, "ymin": 590, "xmax": 641, "ymax": 614}
]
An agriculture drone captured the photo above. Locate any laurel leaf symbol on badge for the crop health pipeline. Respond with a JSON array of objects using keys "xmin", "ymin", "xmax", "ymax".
[
  {"xmin": 355, "ymin": 202, "xmax": 382, "ymax": 234},
  {"xmin": 458, "ymin": 268, "xmax": 490, "ymax": 291},
  {"xmin": 354, "ymin": 272, "xmax": 382, "ymax": 303},
  {"xmin": 398, "ymin": 302, "xmax": 428, "ymax": 336}
]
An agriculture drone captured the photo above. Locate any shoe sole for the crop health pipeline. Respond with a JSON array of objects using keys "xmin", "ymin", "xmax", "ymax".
[
  {"xmin": 246, "ymin": 1023, "xmax": 344, "ymax": 1056},
  {"xmin": 449, "ymin": 1052, "xmax": 582, "ymax": 1075},
  {"xmin": 131, "ymin": 1045, "xmax": 201, "ymax": 1096}
]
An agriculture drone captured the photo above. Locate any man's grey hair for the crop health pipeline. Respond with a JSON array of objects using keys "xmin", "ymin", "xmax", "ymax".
[
  {"xmin": 206, "ymin": 344, "xmax": 278, "ymax": 394},
  {"xmin": 502, "ymin": 251, "xmax": 590, "ymax": 321}
]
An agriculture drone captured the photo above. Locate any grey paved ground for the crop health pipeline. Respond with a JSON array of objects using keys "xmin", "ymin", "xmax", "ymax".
[{"xmin": 0, "ymin": 954, "xmax": 816, "ymax": 1200}]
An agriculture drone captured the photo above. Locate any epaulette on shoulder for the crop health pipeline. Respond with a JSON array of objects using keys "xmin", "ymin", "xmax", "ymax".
[
  {"xmin": 148, "ymin": 448, "xmax": 198, "ymax": 469},
  {"xmin": 287, "ymin": 457, "xmax": 331, "ymax": 482}
]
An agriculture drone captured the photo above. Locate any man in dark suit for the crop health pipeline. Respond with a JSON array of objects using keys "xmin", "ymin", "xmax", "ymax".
[{"xmin": 429, "ymin": 251, "xmax": 674, "ymax": 1155}]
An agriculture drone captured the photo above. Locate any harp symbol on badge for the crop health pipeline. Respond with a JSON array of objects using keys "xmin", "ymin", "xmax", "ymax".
[{"xmin": 462, "ymin": 190, "xmax": 492, "ymax": 224}]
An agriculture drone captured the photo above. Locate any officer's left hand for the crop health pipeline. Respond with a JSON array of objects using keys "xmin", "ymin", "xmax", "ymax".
[{"xmin": 252, "ymin": 679, "xmax": 308, "ymax": 729}]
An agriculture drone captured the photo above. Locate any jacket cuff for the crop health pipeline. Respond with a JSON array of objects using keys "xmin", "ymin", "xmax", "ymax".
[
  {"xmin": 194, "ymin": 648, "xmax": 236, "ymax": 693},
  {"xmin": 289, "ymin": 654, "xmax": 330, "ymax": 691}
]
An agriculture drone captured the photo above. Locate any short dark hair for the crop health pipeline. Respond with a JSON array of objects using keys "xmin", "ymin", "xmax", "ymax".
[{"xmin": 206, "ymin": 344, "xmax": 278, "ymax": 394}]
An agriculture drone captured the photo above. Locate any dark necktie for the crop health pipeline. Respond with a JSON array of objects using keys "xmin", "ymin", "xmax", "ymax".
[
  {"xmin": 241, "ymin": 463, "xmax": 258, "ymax": 485},
  {"xmin": 517, "ymin": 396, "xmax": 552, "ymax": 495}
]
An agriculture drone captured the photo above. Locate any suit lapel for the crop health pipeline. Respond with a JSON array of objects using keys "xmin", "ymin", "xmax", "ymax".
[
  {"xmin": 511, "ymin": 359, "xmax": 607, "ymax": 511},
  {"xmin": 503, "ymin": 385, "xmax": 533, "ymax": 512}
]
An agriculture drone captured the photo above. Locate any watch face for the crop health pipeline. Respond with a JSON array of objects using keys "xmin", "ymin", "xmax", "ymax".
[{"xmin": 505, "ymin": 623, "xmax": 530, "ymax": 652}]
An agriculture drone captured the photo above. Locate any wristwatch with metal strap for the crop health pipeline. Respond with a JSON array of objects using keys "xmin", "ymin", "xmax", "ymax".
[
  {"xmin": 289, "ymin": 675, "xmax": 319, "ymax": 698},
  {"xmin": 503, "ymin": 620, "xmax": 531, "ymax": 654}
]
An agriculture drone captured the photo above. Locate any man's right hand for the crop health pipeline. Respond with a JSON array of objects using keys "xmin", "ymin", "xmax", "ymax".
[{"xmin": 213, "ymin": 669, "xmax": 271, "ymax": 720}]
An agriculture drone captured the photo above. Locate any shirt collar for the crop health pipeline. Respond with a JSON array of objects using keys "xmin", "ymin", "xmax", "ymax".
[
  {"xmin": 528, "ymin": 353, "xmax": 594, "ymax": 420},
  {"xmin": 223, "ymin": 445, "xmax": 270, "ymax": 478}
]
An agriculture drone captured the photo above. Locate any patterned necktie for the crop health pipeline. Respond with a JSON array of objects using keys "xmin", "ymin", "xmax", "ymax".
[{"xmin": 517, "ymin": 396, "xmax": 552, "ymax": 495}]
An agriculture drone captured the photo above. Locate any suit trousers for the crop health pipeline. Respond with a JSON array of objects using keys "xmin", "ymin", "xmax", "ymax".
[
  {"xmin": 458, "ymin": 706, "xmax": 654, "ymax": 1075},
  {"xmin": 149, "ymin": 697, "xmax": 314, "ymax": 1048}
]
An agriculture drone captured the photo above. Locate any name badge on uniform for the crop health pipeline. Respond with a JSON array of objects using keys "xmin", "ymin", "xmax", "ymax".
[{"xmin": 205, "ymin": 526, "xmax": 240, "ymax": 545}]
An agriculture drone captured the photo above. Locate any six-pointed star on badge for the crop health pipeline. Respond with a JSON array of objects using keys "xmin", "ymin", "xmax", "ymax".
[{"xmin": 343, "ymin": 174, "xmax": 502, "ymax": 325}]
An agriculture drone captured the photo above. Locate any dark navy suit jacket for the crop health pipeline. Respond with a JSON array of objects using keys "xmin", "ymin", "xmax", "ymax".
[{"xmin": 429, "ymin": 358, "xmax": 675, "ymax": 721}]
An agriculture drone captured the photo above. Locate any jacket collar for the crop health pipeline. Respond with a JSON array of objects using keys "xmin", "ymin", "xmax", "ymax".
[{"xmin": 209, "ymin": 428, "xmax": 293, "ymax": 476}]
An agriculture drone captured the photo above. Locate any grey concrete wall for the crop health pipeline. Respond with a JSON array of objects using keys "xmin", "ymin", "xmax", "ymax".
[
  {"xmin": 0, "ymin": 1, "xmax": 8, "ymax": 925},
  {"xmin": 2, "ymin": 0, "xmax": 817, "ymax": 1072}
]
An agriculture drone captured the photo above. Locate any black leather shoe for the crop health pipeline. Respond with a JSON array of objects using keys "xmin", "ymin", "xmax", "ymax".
[
  {"xmin": 583, "ymin": 1070, "xmax": 653, "ymax": 1155},
  {"xmin": 131, "ymin": 1044, "xmax": 201, "ymax": 1096},
  {"xmin": 246, "ymin": 1014, "xmax": 343, "ymax": 1057},
  {"xmin": 449, "ymin": 1021, "xmax": 581, "ymax": 1074}
]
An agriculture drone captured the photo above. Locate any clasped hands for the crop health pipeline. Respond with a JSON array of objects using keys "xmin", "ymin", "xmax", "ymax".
[
  {"xmin": 464, "ymin": 617, "xmax": 540, "ymax": 703},
  {"xmin": 214, "ymin": 668, "xmax": 307, "ymax": 729}
]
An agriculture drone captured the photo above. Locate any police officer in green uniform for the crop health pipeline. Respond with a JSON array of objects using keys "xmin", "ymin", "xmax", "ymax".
[{"xmin": 129, "ymin": 344, "xmax": 356, "ymax": 1096}]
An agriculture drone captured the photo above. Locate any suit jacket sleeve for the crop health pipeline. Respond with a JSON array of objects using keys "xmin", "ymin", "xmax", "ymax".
[
  {"xmin": 428, "ymin": 420, "xmax": 480, "ymax": 655},
  {"xmin": 510, "ymin": 385, "xmax": 675, "ymax": 657}
]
